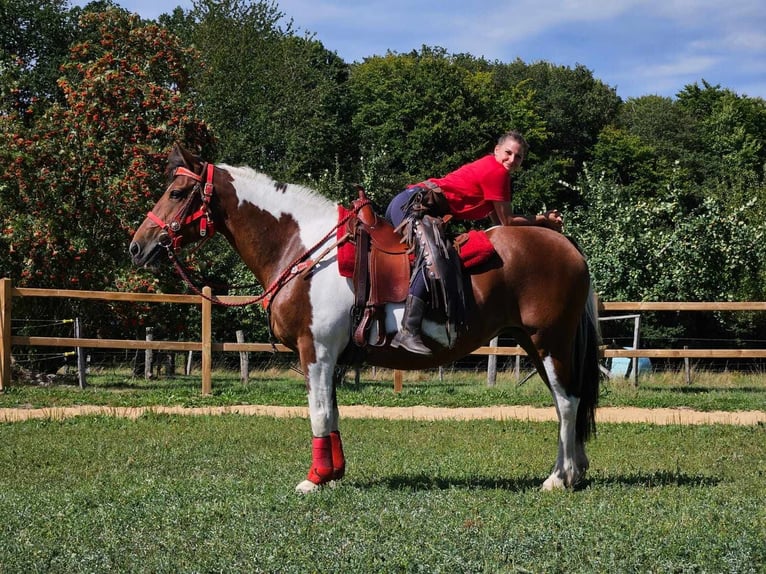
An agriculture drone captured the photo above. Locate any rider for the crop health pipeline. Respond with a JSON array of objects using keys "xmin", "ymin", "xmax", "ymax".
[{"xmin": 385, "ymin": 130, "xmax": 564, "ymax": 355}]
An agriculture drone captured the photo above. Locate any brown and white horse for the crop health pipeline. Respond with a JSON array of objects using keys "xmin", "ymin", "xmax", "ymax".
[{"xmin": 129, "ymin": 145, "xmax": 601, "ymax": 493}]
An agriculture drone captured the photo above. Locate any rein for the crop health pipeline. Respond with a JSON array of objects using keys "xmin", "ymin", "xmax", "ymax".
[{"xmin": 152, "ymin": 163, "xmax": 369, "ymax": 309}]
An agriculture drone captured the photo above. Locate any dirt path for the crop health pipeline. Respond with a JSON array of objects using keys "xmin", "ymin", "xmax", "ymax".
[{"xmin": 1, "ymin": 404, "xmax": 764, "ymax": 425}]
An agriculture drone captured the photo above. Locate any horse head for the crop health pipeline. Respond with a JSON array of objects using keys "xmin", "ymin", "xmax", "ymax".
[{"xmin": 129, "ymin": 144, "xmax": 216, "ymax": 270}]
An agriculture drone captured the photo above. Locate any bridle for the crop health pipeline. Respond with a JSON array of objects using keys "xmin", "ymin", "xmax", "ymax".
[
  {"xmin": 146, "ymin": 163, "xmax": 216, "ymax": 252},
  {"xmin": 144, "ymin": 162, "xmax": 371, "ymax": 311}
]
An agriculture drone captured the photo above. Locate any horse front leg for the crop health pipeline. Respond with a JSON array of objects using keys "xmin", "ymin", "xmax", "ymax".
[
  {"xmin": 295, "ymin": 353, "xmax": 346, "ymax": 494},
  {"xmin": 539, "ymin": 356, "xmax": 586, "ymax": 490}
]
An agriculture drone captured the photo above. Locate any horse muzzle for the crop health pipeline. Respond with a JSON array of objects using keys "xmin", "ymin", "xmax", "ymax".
[{"xmin": 129, "ymin": 239, "xmax": 164, "ymax": 270}]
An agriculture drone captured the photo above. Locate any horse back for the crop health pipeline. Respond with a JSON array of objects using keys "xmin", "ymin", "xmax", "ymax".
[{"xmin": 469, "ymin": 226, "xmax": 590, "ymax": 330}]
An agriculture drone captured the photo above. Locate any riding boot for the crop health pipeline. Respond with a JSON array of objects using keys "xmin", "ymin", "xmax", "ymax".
[{"xmin": 391, "ymin": 295, "xmax": 431, "ymax": 355}]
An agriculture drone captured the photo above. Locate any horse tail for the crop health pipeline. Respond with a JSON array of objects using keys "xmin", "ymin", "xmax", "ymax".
[{"xmin": 574, "ymin": 280, "xmax": 601, "ymax": 442}]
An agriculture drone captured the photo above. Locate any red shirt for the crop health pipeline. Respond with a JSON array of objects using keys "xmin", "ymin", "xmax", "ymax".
[{"xmin": 425, "ymin": 154, "xmax": 511, "ymax": 220}]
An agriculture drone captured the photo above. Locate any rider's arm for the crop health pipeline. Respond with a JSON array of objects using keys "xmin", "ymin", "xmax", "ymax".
[{"xmin": 491, "ymin": 202, "xmax": 563, "ymax": 232}]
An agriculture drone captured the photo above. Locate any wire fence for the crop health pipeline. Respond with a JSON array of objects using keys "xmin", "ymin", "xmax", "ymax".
[{"xmin": 3, "ymin": 279, "xmax": 766, "ymax": 392}]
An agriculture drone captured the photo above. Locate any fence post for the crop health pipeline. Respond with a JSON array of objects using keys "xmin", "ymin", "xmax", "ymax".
[
  {"xmin": 236, "ymin": 329, "xmax": 249, "ymax": 384},
  {"xmin": 684, "ymin": 346, "xmax": 692, "ymax": 385},
  {"xmin": 165, "ymin": 352, "xmax": 176, "ymax": 378},
  {"xmin": 201, "ymin": 286, "xmax": 212, "ymax": 395},
  {"xmin": 487, "ymin": 336, "xmax": 498, "ymax": 387},
  {"xmin": 631, "ymin": 314, "xmax": 641, "ymax": 387},
  {"xmin": 393, "ymin": 370, "xmax": 403, "ymax": 393},
  {"xmin": 0, "ymin": 278, "xmax": 11, "ymax": 390},
  {"xmin": 144, "ymin": 326, "xmax": 154, "ymax": 380},
  {"xmin": 74, "ymin": 317, "xmax": 87, "ymax": 388}
]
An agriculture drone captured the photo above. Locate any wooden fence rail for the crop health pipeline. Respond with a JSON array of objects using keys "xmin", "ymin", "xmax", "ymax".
[{"xmin": 2, "ymin": 278, "xmax": 765, "ymax": 393}]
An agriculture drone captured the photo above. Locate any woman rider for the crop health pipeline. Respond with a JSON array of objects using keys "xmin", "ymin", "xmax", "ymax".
[{"xmin": 385, "ymin": 130, "xmax": 563, "ymax": 355}]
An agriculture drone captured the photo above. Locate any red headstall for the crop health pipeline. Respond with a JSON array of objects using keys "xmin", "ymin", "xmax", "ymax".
[{"xmin": 147, "ymin": 162, "xmax": 216, "ymax": 252}]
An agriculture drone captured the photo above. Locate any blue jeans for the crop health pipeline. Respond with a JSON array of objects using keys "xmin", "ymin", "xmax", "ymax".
[
  {"xmin": 386, "ymin": 187, "xmax": 427, "ymax": 300},
  {"xmin": 385, "ymin": 187, "xmax": 420, "ymax": 227}
]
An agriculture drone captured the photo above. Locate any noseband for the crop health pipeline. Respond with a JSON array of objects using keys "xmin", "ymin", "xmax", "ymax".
[{"xmin": 146, "ymin": 163, "xmax": 216, "ymax": 251}]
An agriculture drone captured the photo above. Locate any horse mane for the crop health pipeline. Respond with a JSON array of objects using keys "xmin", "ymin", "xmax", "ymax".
[{"xmin": 219, "ymin": 164, "xmax": 336, "ymax": 214}]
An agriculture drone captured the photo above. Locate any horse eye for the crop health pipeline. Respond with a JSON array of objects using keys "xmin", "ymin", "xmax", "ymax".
[{"xmin": 169, "ymin": 188, "xmax": 186, "ymax": 200}]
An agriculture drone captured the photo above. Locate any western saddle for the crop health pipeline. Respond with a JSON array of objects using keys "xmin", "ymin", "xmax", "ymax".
[{"xmin": 347, "ymin": 193, "xmax": 411, "ymax": 347}]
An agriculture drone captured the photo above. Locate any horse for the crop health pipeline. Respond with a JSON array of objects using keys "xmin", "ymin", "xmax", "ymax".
[{"xmin": 129, "ymin": 144, "xmax": 601, "ymax": 493}]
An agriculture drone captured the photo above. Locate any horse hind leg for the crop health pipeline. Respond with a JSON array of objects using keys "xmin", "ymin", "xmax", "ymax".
[{"xmin": 539, "ymin": 356, "xmax": 588, "ymax": 491}]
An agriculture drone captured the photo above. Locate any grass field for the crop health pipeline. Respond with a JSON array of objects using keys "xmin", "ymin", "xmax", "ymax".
[
  {"xmin": 1, "ymin": 414, "xmax": 764, "ymax": 573},
  {"xmin": 1, "ymin": 370, "xmax": 765, "ymax": 572}
]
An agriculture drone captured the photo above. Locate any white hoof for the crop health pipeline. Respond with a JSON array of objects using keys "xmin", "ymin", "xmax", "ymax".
[
  {"xmin": 541, "ymin": 474, "xmax": 566, "ymax": 491},
  {"xmin": 542, "ymin": 466, "xmax": 586, "ymax": 490},
  {"xmin": 295, "ymin": 479, "xmax": 322, "ymax": 494}
]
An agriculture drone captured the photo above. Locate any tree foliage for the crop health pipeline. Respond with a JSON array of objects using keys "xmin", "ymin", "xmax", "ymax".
[
  {"xmin": 179, "ymin": 0, "xmax": 355, "ymax": 186},
  {"xmin": 494, "ymin": 60, "xmax": 621, "ymax": 210},
  {"xmin": 0, "ymin": 0, "xmax": 79, "ymax": 120},
  {"xmin": 1, "ymin": 8, "xmax": 212, "ymax": 290},
  {"xmin": 567, "ymin": 166, "xmax": 766, "ymax": 342}
]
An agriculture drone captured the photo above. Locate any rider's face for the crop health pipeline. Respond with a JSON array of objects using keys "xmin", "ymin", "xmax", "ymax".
[{"xmin": 494, "ymin": 138, "xmax": 525, "ymax": 173}]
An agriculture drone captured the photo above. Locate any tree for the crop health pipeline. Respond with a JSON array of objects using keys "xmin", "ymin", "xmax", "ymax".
[
  {"xmin": 0, "ymin": 0, "xmax": 78, "ymax": 121},
  {"xmin": 0, "ymin": 8, "xmax": 214, "ymax": 345},
  {"xmin": 610, "ymin": 84, "xmax": 766, "ymax": 212},
  {"xmin": 589, "ymin": 125, "xmax": 664, "ymax": 192},
  {"xmin": 676, "ymin": 81, "xmax": 766, "ymax": 186},
  {"xmin": 567, "ymin": 167, "xmax": 766, "ymax": 345},
  {"xmin": 495, "ymin": 61, "xmax": 621, "ymax": 210},
  {"xmin": 183, "ymin": 0, "xmax": 355, "ymax": 186}
]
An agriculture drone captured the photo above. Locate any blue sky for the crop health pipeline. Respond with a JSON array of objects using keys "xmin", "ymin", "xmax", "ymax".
[{"xmin": 71, "ymin": 0, "xmax": 766, "ymax": 101}]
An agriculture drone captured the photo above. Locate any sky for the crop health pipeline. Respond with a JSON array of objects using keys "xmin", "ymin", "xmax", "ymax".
[{"xmin": 71, "ymin": 0, "xmax": 766, "ymax": 101}]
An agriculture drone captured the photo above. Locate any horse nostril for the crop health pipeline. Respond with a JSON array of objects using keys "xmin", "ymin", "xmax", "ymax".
[{"xmin": 129, "ymin": 241, "xmax": 141, "ymax": 258}]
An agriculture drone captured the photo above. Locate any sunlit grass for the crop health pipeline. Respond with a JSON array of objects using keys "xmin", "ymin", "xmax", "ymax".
[{"xmin": 1, "ymin": 415, "xmax": 764, "ymax": 573}]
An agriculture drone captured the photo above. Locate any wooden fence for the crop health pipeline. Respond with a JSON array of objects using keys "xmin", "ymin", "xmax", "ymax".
[{"xmin": 2, "ymin": 278, "xmax": 766, "ymax": 393}]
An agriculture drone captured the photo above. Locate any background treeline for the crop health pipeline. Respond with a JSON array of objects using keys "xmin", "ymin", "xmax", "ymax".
[{"xmin": 2, "ymin": 0, "xmax": 766, "ymax": 358}]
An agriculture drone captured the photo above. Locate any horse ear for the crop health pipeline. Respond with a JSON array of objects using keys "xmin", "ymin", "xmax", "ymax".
[
  {"xmin": 168, "ymin": 143, "xmax": 203, "ymax": 170},
  {"xmin": 168, "ymin": 143, "xmax": 186, "ymax": 168}
]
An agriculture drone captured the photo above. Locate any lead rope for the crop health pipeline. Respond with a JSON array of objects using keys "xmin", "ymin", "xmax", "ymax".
[{"xmin": 168, "ymin": 198, "xmax": 369, "ymax": 310}]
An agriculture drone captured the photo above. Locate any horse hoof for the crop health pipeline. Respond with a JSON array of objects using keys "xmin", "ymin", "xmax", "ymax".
[
  {"xmin": 541, "ymin": 475, "xmax": 566, "ymax": 491},
  {"xmin": 295, "ymin": 479, "xmax": 322, "ymax": 494}
]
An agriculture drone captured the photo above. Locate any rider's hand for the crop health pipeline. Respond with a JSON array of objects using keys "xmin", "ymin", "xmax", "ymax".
[{"xmin": 543, "ymin": 209, "xmax": 564, "ymax": 232}]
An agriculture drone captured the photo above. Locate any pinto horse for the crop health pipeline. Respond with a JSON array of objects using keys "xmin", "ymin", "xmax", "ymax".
[{"xmin": 129, "ymin": 145, "xmax": 601, "ymax": 492}]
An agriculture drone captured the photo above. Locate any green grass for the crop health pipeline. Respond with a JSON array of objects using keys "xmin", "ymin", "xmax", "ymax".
[
  {"xmin": 1, "ymin": 415, "xmax": 764, "ymax": 573},
  {"xmin": 2, "ymin": 367, "xmax": 765, "ymax": 412}
]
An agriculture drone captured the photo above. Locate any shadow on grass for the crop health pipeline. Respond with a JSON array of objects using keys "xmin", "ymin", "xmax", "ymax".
[
  {"xmin": 677, "ymin": 386, "xmax": 764, "ymax": 395},
  {"xmin": 583, "ymin": 470, "xmax": 721, "ymax": 489},
  {"xmin": 350, "ymin": 470, "xmax": 721, "ymax": 492},
  {"xmin": 351, "ymin": 473, "xmax": 544, "ymax": 492}
]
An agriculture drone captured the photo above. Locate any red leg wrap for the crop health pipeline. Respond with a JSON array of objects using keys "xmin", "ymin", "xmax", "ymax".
[
  {"xmin": 330, "ymin": 430, "xmax": 346, "ymax": 480},
  {"xmin": 306, "ymin": 436, "xmax": 333, "ymax": 485}
]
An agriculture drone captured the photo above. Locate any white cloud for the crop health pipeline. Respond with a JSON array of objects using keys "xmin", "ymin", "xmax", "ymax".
[
  {"xmin": 718, "ymin": 30, "xmax": 766, "ymax": 52},
  {"xmin": 636, "ymin": 55, "xmax": 720, "ymax": 79}
]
